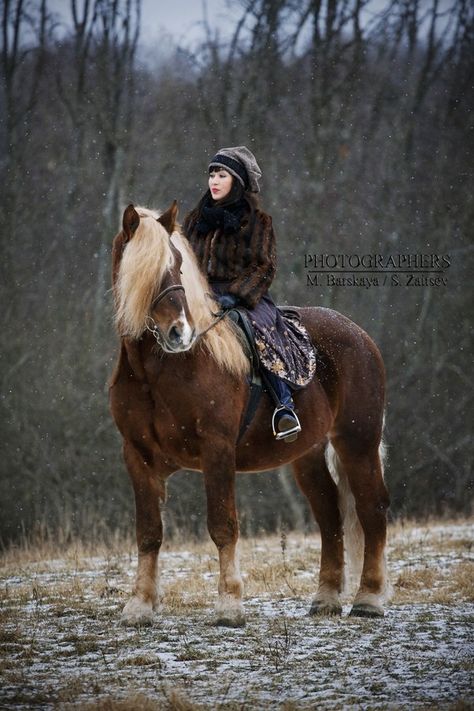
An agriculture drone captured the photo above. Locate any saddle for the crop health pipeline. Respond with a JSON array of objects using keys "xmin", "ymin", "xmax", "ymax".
[{"xmin": 227, "ymin": 307, "xmax": 304, "ymax": 443}]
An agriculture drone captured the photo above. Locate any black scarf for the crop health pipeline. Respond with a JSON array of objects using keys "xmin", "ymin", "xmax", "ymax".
[{"xmin": 196, "ymin": 197, "xmax": 246, "ymax": 235}]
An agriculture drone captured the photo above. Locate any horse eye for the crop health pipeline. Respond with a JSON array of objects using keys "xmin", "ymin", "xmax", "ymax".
[{"xmin": 180, "ymin": 270, "xmax": 183, "ymax": 275}]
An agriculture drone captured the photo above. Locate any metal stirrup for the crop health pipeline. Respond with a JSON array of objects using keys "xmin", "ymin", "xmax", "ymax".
[{"xmin": 272, "ymin": 406, "xmax": 302, "ymax": 440}]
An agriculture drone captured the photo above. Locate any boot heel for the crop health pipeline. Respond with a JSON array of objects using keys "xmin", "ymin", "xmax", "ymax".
[{"xmin": 272, "ymin": 407, "xmax": 302, "ymax": 442}]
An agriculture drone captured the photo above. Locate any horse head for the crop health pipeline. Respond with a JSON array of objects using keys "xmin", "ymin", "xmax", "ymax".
[{"xmin": 114, "ymin": 202, "xmax": 196, "ymax": 352}]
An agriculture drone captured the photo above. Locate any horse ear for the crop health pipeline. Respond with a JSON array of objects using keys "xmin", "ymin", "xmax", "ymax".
[
  {"xmin": 122, "ymin": 204, "xmax": 140, "ymax": 240},
  {"xmin": 157, "ymin": 200, "xmax": 178, "ymax": 235}
]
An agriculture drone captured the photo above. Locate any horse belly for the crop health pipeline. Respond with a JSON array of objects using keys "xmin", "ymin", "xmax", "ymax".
[
  {"xmin": 235, "ymin": 385, "xmax": 334, "ymax": 472},
  {"xmin": 234, "ymin": 430, "xmax": 327, "ymax": 471}
]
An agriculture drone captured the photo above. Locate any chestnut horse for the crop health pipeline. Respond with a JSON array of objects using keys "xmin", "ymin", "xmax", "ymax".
[{"xmin": 110, "ymin": 202, "xmax": 390, "ymax": 627}]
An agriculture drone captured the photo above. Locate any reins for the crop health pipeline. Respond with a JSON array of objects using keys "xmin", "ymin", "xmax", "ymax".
[
  {"xmin": 194, "ymin": 309, "xmax": 228, "ymax": 339},
  {"xmin": 192, "ymin": 291, "xmax": 229, "ymax": 340}
]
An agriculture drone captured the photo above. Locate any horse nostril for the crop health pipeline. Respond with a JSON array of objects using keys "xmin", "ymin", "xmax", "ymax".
[{"xmin": 168, "ymin": 326, "xmax": 182, "ymax": 344}]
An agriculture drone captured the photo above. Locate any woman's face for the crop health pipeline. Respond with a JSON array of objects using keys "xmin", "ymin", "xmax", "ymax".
[{"xmin": 209, "ymin": 168, "xmax": 233, "ymax": 201}]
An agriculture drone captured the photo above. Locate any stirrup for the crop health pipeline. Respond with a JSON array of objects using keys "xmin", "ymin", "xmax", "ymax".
[{"xmin": 272, "ymin": 406, "xmax": 302, "ymax": 441}]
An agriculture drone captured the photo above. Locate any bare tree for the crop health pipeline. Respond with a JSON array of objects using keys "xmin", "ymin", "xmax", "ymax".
[
  {"xmin": 56, "ymin": 0, "xmax": 98, "ymax": 212},
  {"xmin": 90, "ymin": 0, "xmax": 141, "ymax": 341},
  {"xmin": 0, "ymin": 0, "xmax": 49, "ymax": 259}
]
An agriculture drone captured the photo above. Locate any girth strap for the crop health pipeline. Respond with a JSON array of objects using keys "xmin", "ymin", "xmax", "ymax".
[{"xmin": 238, "ymin": 377, "xmax": 263, "ymax": 442}]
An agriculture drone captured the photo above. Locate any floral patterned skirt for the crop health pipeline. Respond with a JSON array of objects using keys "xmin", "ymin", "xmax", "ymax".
[{"xmin": 211, "ymin": 283, "xmax": 316, "ymax": 388}]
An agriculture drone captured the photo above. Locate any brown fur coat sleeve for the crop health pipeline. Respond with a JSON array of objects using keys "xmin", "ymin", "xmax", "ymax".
[{"xmin": 227, "ymin": 211, "xmax": 277, "ymax": 308}]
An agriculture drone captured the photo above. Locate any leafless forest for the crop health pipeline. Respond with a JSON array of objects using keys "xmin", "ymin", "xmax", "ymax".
[{"xmin": 0, "ymin": 0, "xmax": 472, "ymax": 545}]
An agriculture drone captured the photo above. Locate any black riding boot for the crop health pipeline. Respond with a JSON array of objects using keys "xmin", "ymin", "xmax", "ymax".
[{"xmin": 262, "ymin": 370, "xmax": 301, "ymax": 443}]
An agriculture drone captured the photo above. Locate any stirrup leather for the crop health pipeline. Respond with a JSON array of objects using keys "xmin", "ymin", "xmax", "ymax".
[{"xmin": 272, "ymin": 406, "xmax": 302, "ymax": 440}]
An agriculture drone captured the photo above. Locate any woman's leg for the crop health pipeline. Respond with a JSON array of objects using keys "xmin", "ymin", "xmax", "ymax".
[{"xmin": 261, "ymin": 369, "xmax": 301, "ymax": 442}]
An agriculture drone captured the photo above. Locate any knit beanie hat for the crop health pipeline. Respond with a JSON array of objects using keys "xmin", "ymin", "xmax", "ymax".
[{"xmin": 209, "ymin": 146, "xmax": 262, "ymax": 193}]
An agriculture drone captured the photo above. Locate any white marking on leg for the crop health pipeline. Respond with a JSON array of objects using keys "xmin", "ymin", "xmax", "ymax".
[
  {"xmin": 315, "ymin": 581, "xmax": 342, "ymax": 604},
  {"xmin": 121, "ymin": 552, "xmax": 159, "ymax": 626},
  {"xmin": 352, "ymin": 590, "xmax": 385, "ymax": 615},
  {"xmin": 121, "ymin": 596, "xmax": 154, "ymax": 626},
  {"xmin": 215, "ymin": 543, "xmax": 245, "ymax": 625},
  {"xmin": 311, "ymin": 581, "xmax": 342, "ymax": 614}
]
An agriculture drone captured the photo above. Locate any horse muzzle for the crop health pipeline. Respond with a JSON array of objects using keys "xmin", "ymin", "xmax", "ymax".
[
  {"xmin": 146, "ymin": 315, "xmax": 196, "ymax": 352},
  {"xmin": 163, "ymin": 322, "xmax": 196, "ymax": 352}
]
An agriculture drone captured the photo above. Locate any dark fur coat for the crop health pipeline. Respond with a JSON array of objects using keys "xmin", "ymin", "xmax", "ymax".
[{"xmin": 184, "ymin": 206, "xmax": 277, "ymax": 309}]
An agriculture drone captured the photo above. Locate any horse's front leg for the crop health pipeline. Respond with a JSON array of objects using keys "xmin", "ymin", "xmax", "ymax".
[
  {"xmin": 121, "ymin": 442, "xmax": 169, "ymax": 626},
  {"xmin": 204, "ymin": 447, "xmax": 244, "ymax": 627}
]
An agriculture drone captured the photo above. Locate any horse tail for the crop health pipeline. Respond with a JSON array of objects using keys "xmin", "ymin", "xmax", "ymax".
[{"xmin": 325, "ymin": 439, "xmax": 389, "ymax": 597}]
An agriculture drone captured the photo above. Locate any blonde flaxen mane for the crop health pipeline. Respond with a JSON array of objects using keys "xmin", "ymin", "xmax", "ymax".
[
  {"xmin": 115, "ymin": 208, "xmax": 174, "ymax": 339},
  {"xmin": 115, "ymin": 206, "xmax": 249, "ymax": 378}
]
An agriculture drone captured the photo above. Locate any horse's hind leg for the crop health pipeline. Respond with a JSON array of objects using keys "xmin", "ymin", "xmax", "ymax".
[
  {"xmin": 331, "ymin": 437, "xmax": 389, "ymax": 617},
  {"xmin": 292, "ymin": 442, "xmax": 344, "ymax": 615}
]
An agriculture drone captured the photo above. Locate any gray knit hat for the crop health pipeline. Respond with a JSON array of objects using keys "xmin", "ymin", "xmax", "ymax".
[{"xmin": 209, "ymin": 145, "xmax": 262, "ymax": 193}]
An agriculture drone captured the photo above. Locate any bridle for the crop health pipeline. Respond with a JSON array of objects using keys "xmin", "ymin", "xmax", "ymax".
[
  {"xmin": 145, "ymin": 284, "xmax": 185, "ymax": 345},
  {"xmin": 144, "ymin": 283, "xmax": 228, "ymax": 347},
  {"xmin": 152, "ymin": 284, "xmax": 185, "ymax": 306}
]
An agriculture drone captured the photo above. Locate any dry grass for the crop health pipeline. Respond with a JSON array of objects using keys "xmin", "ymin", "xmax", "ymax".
[
  {"xmin": 0, "ymin": 533, "xmax": 135, "ymax": 572},
  {"xmin": 1, "ymin": 519, "xmax": 473, "ymax": 609},
  {"xmin": 391, "ymin": 524, "xmax": 474, "ymax": 605},
  {"xmin": 449, "ymin": 561, "xmax": 474, "ymax": 601}
]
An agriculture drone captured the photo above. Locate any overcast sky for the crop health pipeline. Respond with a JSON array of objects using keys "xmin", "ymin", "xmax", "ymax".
[
  {"xmin": 140, "ymin": 0, "xmax": 237, "ymax": 44},
  {"xmin": 48, "ymin": 0, "xmax": 454, "ymax": 55},
  {"xmin": 49, "ymin": 0, "xmax": 238, "ymax": 49}
]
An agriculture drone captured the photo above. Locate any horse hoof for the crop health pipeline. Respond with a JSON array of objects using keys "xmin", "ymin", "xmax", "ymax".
[
  {"xmin": 215, "ymin": 597, "xmax": 245, "ymax": 627},
  {"xmin": 120, "ymin": 612, "xmax": 154, "ymax": 627},
  {"xmin": 309, "ymin": 602, "xmax": 342, "ymax": 617},
  {"xmin": 121, "ymin": 597, "xmax": 155, "ymax": 626},
  {"xmin": 349, "ymin": 603, "xmax": 385, "ymax": 618},
  {"xmin": 215, "ymin": 612, "xmax": 246, "ymax": 628}
]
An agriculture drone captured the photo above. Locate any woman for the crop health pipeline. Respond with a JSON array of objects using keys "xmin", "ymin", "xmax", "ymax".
[{"xmin": 183, "ymin": 146, "xmax": 316, "ymax": 442}]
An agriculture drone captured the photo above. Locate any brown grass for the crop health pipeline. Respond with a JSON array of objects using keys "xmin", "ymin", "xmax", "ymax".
[
  {"xmin": 393, "ymin": 558, "xmax": 474, "ymax": 604},
  {"xmin": 2, "ymin": 519, "xmax": 473, "ymax": 611},
  {"xmin": 448, "ymin": 561, "xmax": 474, "ymax": 601},
  {"xmin": 395, "ymin": 567, "xmax": 437, "ymax": 590}
]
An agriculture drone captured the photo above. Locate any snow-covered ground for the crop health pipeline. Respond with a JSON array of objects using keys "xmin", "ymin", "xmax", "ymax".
[{"xmin": 1, "ymin": 522, "xmax": 472, "ymax": 709}]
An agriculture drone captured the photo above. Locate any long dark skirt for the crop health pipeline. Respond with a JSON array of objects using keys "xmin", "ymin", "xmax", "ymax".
[{"xmin": 210, "ymin": 282, "xmax": 316, "ymax": 388}]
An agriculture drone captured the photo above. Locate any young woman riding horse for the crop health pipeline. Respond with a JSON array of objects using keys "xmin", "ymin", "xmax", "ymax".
[
  {"xmin": 110, "ymin": 156, "xmax": 390, "ymax": 628},
  {"xmin": 183, "ymin": 146, "xmax": 316, "ymax": 442}
]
